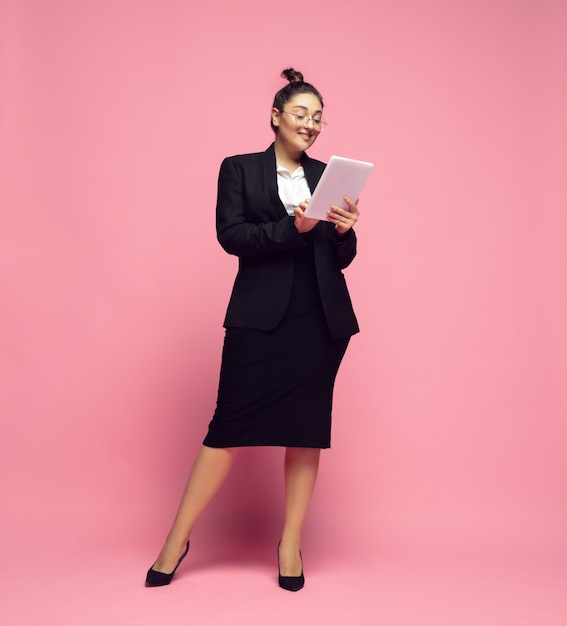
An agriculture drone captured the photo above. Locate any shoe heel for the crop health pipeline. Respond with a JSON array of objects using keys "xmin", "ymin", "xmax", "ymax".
[{"xmin": 277, "ymin": 542, "xmax": 304, "ymax": 592}]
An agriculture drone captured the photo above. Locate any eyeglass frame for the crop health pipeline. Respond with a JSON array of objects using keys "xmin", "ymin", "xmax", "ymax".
[{"xmin": 280, "ymin": 109, "xmax": 328, "ymax": 132}]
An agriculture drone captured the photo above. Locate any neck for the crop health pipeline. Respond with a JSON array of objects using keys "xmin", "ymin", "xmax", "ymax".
[{"xmin": 274, "ymin": 140, "xmax": 303, "ymax": 171}]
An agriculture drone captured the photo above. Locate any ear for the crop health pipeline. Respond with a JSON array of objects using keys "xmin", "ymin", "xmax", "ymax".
[{"xmin": 271, "ymin": 107, "xmax": 281, "ymax": 128}]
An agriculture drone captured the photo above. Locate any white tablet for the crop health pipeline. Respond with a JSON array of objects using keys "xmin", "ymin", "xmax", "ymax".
[{"xmin": 304, "ymin": 155, "xmax": 374, "ymax": 221}]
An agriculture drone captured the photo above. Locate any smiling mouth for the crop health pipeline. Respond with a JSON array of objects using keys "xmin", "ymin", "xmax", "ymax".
[{"xmin": 298, "ymin": 132, "xmax": 312, "ymax": 141}]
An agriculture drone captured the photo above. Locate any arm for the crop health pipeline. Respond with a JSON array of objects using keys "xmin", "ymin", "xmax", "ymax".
[
  {"xmin": 333, "ymin": 227, "xmax": 357, "ymax": 269},
  {"xmin": 216, "ymin": 157, "xmax": 307, "ymax": 257},
  {"xmin": 328, "ymin": 196, "xmax": 359, "ymax": 269}
]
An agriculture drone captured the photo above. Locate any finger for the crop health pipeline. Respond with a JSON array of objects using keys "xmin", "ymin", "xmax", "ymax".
[
  {"xmin": 327, "ymin": 210, "xmax": 342, "ymax": 222},
  {"xmin": 343, "ymin": 196, "xmax": 358, "ymax": 211},
  {"xmin": 330, "ymin": 205, "xmax": 348, "ymax": 217},
  {"xmin": 340, "ymin": 204, "xmax": 359, "ymax": 221}
]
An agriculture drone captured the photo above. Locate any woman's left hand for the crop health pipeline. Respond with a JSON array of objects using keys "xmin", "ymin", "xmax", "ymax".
[{"xmin": 327, "ymin": 196, "xmax": 359, "ymax": 235}]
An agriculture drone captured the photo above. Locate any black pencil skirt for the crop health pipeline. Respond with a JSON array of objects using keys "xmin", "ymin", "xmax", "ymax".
[{"xmin": 203, "ymin": 243, "xmax": 350, "ymax": 449}]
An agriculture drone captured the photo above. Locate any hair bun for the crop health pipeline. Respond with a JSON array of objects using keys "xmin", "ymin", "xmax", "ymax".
[{"xmin": 281, "ymin": 68, "xmax": 304, "ymax": 84}]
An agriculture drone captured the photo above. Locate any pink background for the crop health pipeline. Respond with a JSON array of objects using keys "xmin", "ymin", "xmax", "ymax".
[{"xmin": 1, "ymin": 0, "xmax": 566, "ymax": 624}]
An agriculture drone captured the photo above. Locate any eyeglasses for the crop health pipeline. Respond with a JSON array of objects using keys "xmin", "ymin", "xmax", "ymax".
[{"xmin": 282, "ymin": 110, "xmax": 328, "ymax": 132}]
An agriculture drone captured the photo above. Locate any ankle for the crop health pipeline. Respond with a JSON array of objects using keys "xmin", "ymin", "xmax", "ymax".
[
  {"xmin": 165, "ymin": 532, "xmax": 190, "ymax": 551},
  {"xmin": 279, "ymin": 534, "xmax": 301, "ymax": 551}
]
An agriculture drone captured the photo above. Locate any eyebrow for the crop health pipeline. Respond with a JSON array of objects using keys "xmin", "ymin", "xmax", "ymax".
[{"xmin": 289, "ymin": 105, "xmax": 323, "ymax": 115}]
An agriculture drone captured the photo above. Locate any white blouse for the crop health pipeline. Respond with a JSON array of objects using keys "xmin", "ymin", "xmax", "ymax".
[{"xmin": 276, "ymin": 165, "xmax": 312, "ymax": 216}]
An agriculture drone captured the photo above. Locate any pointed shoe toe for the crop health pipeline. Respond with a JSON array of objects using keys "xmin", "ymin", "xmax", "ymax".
[{"xmin": 145, "ymin": 541, "xmax": 190, "ymax": 587}]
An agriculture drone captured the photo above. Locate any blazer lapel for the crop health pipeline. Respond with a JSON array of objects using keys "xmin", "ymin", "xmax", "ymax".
[
  {"xmin": 263, "ymin": 144, "xmax": 288, "ymax": 216},
  {"xmin": 301, "ymin": 152, "xmax": 324, "ymax": 194}
]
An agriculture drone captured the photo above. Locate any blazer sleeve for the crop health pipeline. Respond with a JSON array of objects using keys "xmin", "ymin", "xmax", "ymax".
[
  {"xmin": 216, "ymin": 157, "xmax": 306, "ymax": 257},
  {"xmin": 332, "ymin": 228, "xmax": 357, "ymax": 269}
]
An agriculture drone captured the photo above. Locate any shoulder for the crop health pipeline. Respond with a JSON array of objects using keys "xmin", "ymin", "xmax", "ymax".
[
  {"xmin": 221, "ymin": 146, "xmax": 273, "ymax": 168},
  {"xmin": 218, "ymin": 146, "xmax": 277, "ymax": 188},
  {"xmin": 218, "ymin": 152, "xmax": 268, "ymax": 189},
  {"xmin": 222, "ymin": 151, "xmax": 264, "ymax": 165}
]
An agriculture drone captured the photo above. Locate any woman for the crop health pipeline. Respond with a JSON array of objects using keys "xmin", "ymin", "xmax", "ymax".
[{"xmin": 146, "ymin": 68, "xmax": 360, "ymax": 592}]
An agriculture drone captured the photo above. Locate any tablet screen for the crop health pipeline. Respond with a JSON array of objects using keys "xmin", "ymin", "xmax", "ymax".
[{"xmin": 304, "ymin": 155, "xmax": 374, "ymax": 221}]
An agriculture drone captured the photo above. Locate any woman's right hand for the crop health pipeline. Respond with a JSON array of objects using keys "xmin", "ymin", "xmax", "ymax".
[{"xmin": 293, "ymin": 200, "xmax": 319, "ymax": 234}]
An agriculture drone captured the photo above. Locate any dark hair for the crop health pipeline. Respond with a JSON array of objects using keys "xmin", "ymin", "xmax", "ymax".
[{"xmin": 271, "ymin": 68, "xmax": 324, "ymax": 132}]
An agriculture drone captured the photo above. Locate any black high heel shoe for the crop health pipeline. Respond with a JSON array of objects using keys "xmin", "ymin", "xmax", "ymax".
[
  {"xmin": 277, "ymin": 542, "xmax": 305, "ymax": 592},
  {"xmin": 145, "ymin": 541, "xmax": 190, "ymax": 587}
]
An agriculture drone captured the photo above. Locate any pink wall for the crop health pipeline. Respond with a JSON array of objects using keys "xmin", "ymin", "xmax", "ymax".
[{"xmin": 1, "ymin": 0, "xmax": 566, "ymax": 562}]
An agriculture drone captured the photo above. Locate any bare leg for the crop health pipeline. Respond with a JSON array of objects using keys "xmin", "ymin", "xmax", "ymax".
[
  {"xmin": 278, "ymin": 447, "xmax": 321, "ymax": 576},
  {"xmin": 151, "ymin": 445, "xmax": 239, "ymax": 573}
]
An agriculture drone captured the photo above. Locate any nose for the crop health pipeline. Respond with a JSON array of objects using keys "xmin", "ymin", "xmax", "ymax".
[{"xmin": 304, "ymin": 117, "xmax": 315, "ymax": 128}]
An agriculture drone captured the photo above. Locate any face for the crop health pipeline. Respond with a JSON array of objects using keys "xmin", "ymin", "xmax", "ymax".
[{"xmin": 271, "ymin": 92, "xmax": 323, "ymax": 154}]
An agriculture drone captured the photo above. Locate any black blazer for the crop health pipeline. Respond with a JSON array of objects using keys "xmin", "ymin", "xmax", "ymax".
[{"xmin": 216, "ymin": 144, "xmax": 359, "ymax": 339}]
